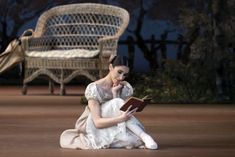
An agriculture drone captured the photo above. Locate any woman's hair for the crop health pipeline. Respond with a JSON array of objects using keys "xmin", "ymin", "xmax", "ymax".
[{"xmin": 109, "ymin": 55, "xmax": 129, "ymax": 67}]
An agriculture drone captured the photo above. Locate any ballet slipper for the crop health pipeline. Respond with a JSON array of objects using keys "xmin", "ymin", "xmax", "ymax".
[{"xmin": 140, "ymin": 133, "xmax": 158, "ymax": 150}]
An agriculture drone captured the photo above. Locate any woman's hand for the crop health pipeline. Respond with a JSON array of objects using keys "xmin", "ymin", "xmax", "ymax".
[
  {"xmin": 111, "ymin": 82, "xmax": 123, "ymax": 98},
  {"xmin": 118, "ymin": 105, "xmax": 138, "ymax": 122}
]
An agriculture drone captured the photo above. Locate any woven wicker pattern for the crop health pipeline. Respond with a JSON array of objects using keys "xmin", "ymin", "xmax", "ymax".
[{"xmin": 21, "ymin": 3, "xmax": 129, "ymax": 95}]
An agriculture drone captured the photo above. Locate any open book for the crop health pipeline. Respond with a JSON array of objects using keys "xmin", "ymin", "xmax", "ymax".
[{"xmin": 120, "ymin": 95, "xmax": 151, "ymax": 112}]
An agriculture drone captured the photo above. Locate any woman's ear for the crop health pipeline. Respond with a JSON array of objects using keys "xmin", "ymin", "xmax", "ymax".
[{"xmin": 109, "ymin": 64, "xmax": 114, "ymax": 71}]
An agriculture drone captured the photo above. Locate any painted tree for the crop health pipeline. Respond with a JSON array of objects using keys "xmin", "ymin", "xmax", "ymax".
[
  {"xmin": 0, "ymin": 0, "xmax": 58, "ymax": 52},
  {"xmin": 166, "ymin": 0, "xmax": 235, "ymax": 102},
  {"xmin": 116, "ymin": 0, "xmax": 191, "ymax": 70}
]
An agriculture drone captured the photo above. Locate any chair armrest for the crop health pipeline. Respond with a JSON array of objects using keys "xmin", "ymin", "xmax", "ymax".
[
  {"xmin": 22, "ymin": 36, "xmax": 58, "ymax": 52},
  {"xmin": 21, "ymin": 29, "xmax": 35, "ymax": 37},
  {"xmin": 98, "ymin": 36, "xmax": 119, "ymax": 57},
  {"xmin": 20, "ymin": 29, "xmax": 35, "ymax": 52}
]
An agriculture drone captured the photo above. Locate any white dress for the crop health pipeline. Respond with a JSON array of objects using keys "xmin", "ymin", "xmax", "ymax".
[{"xmin": 60, "ymin": 81, "xmax": 145, "ymax": 149}]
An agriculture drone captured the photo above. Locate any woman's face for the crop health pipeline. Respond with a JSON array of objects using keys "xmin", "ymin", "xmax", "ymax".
[{"xmin": 109, "ymin": 65, "xmax": 129, "ymax": 85}]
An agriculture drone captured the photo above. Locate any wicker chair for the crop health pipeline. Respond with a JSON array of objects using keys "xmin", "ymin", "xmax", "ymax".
[{"xmin": 21, "ymin": 3, "xmax": 129, "ymax": 95}]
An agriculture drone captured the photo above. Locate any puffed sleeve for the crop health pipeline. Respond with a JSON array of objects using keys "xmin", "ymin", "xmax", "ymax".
[
  {"xmin": 84, "ymin": 82, "xmax": 100, "ymax": 102},
  {"xmin": 120, "ymin": 81, "xmax": 133, "ymax": 100}
]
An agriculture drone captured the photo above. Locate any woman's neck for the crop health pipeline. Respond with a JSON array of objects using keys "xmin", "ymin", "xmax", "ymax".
[{"xmin": 97, "ymin": 74, "xmax": 113, "ymax": 89}]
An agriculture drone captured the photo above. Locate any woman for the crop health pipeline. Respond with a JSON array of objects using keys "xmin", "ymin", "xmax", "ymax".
[{"xmin": 60, "ymin": 55, "xmax": 158, "ymax": 149}]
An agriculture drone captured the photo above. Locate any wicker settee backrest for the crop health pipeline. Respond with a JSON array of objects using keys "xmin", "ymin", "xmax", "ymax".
[{"xmin": 29, "ymin": 3, "xmax": 129, "ymax": 51}]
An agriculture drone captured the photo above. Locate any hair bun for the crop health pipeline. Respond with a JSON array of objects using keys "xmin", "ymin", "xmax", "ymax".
[
  {"xmin": 109, "ymin": 54, "xmax": 117, "ymax": 63},
  {"xmin": 109, "ymin": 55, "xmax": 129, "ymax": 67}
]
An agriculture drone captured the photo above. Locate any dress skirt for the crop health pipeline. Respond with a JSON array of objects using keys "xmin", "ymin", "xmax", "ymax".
[{"xmin": 60, "ymin": 98, "xmax": 144, "ymax": 149}]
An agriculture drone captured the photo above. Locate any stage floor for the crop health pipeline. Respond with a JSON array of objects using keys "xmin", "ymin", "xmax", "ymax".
[{"xmin": 0, "ymin": 86, "xmax": 235, "ymax": 157}]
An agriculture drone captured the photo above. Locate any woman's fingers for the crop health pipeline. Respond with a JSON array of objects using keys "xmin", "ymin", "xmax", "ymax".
[
  {"xmin": 126, "ymin": 107, "xmax": 138, "ymax": 118},
  {"xmin": 130, "ymin": 107, "xmax": 138, "ymax": 113},
  {"xmin": 126, "ymin": 105, "xmax": 138, "ymax": 113},
  {"xmin": 124, "ymin": 105, "xmax": 138, "ymax": 121},
  {"xmin": 126, "ymin": 105, "xmax": 133, "ymax": 112}
]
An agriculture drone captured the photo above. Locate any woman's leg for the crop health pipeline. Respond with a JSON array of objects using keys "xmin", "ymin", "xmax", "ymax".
[
  {"xmin": 102, "ymin": 98, "xmax": 157, "ymax": 149},
  {"xmin": 127, "ymin": 122, "xmax": 158, "ymax": 149}
]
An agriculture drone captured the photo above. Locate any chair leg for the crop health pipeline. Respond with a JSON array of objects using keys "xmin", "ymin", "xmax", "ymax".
[
  {"xmin": 99, "ymin": 70, "xmax": 104, "ymax": 79},
  {"xmin": 60, "ymin": 83, "xmax": 65, "ymax": 95},
  {"xmin": 99, "ymin": 69, "xmax": 107, "ymax": 78},
  {"xmin": 49, "ymin": 79, "xmax": 54, "ymax": 94},
  {"xmin": 22, "ymin": 83, "xmax": 27, "ymax": 95}
]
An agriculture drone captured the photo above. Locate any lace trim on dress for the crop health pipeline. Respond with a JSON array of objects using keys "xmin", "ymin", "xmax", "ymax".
[
  {"xmin": 84, "ymin": 83, "xmax": 102, "ymax": 103},
  {"xmin": 85, "ymin": 82, "xmax": 133, "ymax": 103},
  {"xmin": 120, "ymin": 82, "xmax": 133, "ymax": 100}
]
